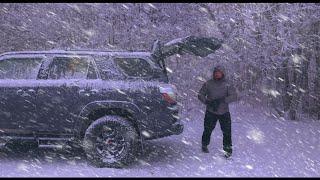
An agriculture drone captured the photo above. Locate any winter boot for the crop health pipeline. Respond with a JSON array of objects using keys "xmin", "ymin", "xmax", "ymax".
[
  {"xmin": 202, "ymin": 146, "xmax": 209, "ymax": 153},
  {"xmin": 223, "ymin": 146, "xmax": 232, "ymax": 158},
  {"xmin": 224, "ymin": 151, "xmax": 232, "ymax": 158}
]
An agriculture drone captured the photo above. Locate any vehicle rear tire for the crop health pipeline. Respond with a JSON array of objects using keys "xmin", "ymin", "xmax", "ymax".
[{"xmin": 83, "ymin": 115, "xmax": 139, "ymax": 168}]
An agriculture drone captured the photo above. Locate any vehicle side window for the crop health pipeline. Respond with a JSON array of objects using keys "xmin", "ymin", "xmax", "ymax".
[
  {"xmin": 48, "ymin": 56, "xmax": 96, "ymax": 80},
  {"xmin": 114, "ymin": 58, "xmax": 153, "ymax": 77},
  {"xmin": 94, "ymin": 56, "xmax": 123, "ymax": 80},
  {"xmin": 0, "ymin": 57, "xmax": 43, "ymax": 79}
]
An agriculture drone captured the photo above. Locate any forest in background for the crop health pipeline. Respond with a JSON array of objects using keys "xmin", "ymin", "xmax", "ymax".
[{"xmin": 0, "ymin": 3, "xmax": 319, "ymax": 120}]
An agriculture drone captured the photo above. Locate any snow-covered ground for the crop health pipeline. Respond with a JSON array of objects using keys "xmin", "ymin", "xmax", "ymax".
[{"xmin": 0, "ymin": 102, "xmax": 319, "ymax": 177}]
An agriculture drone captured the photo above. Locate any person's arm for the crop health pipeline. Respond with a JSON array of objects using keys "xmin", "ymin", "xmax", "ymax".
[
  {"xmin": 225, "ymin": 84, "xmax": 238, "ymax": 104},
  {"xmin": 198, "ymin": 82, "xmax": 209, "ymax": 104}
]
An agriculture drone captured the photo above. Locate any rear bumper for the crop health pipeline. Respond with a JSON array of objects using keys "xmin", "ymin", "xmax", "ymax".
[
  {"xmin": 166, "ymin": 121, "xmax": 184, "ymax": 135},
  {"xmin": 142, "ymin": 104, "xmax": 183, "ymax": 140},
  {"xmin": 145, "ymin": 121, "xmax": 184, "ymax": 140}
]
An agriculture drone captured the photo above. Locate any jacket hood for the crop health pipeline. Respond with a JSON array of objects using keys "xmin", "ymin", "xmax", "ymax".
[
  {"xmin": 212, "ymin": 65, "xmax": 227, "ymax": 81},
  {"xmin": 213, "ymin": 65, "xmax": 226, "ymax": 73}
]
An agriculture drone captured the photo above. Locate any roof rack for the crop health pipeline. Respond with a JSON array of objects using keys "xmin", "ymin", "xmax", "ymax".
[
  {"xmin": 66, "ymin": 48, "xmax": 127, "ymax": 52},
  {"xmin": 0, "ymin": 49, "xmax": 151, "ymax": 57},
  {"xmin": 67, "ymin": 48, "xmax": 149, "ymax": 52}
]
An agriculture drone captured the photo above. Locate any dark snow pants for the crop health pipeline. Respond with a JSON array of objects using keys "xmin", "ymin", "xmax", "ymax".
[{"xmin": 201, "ymin": 110, "xmax": 232, "ymax": 154}]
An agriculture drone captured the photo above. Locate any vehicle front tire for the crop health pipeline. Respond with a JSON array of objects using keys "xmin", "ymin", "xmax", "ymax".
[{"xmin": 83, "ymin": 115, "xmax": 139, "ymax": 168}]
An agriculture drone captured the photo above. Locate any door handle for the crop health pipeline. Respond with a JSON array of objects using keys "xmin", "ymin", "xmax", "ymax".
[
  {"xmin": 89, "ymin": 89, "xmax": 99, "ymax": 94},
  {"xmin": 79, "ymin": 89, "xmax": 90, "ymax": 96},
  {"xmin": 16, "ymin": 89, "xmax": 24, "ymax": 96},
  {"xmin": 79, "ymin": 89, "xmax": 99, "ymax": 96},
  {"xmin": 16, "ymin": 89, "xmax": 36, "ymax": 97},
  {"xmin": 27, "ymin": 89, "xmax": 36, "ymax": 94},
  {"xmin": 16, "ymin": 89, "xmax": 29, "ymax": 97}
]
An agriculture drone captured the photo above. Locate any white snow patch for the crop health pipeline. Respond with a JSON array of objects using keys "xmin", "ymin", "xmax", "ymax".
[
  {"xmin": 245, "ymin": 165, "xmax": 253, "ymax": 170},
  {"xmin": 292, "ymin": 54, "xmax": 302, "ymax": 64},
  {"xmin": 246, "ymin": 128, "xmax": 265, "ymax": 144},
  {"xmin": 166, "ymin": 67, "xmax": 173, "ymax": 73},
  {"xmin": 142, "ymin": 130, "xmax": 151, "ymax": 138},
  {"xmin": 17, "ymin": 163, "xmax": 28, "ymax": 172},
  {"xmin": 196, "ymin": 76, "xmax": 206, "ymax": 82},
  {"xmin": 83, "ymin": 29, "xmax": 95, "ymax": 37}
]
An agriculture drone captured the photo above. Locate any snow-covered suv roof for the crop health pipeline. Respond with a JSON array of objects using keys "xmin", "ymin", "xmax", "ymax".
[
  {"xmin": 0, "ymin": 36, "xmax": 222, "ymax": 59},
  {"xmin": 0, "ymin": 49, "xmax": 152, "ymax": 57}
]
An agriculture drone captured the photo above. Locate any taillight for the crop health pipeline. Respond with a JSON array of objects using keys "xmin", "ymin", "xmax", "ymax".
[{"xmin": 159, "ymin": 85, "xmax": 177, "ymax": 105}]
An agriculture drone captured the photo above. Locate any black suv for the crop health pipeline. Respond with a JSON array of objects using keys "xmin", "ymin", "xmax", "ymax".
[{"xmin": 0, "ymin": 36, "xmax": 222, "ymax": 168}]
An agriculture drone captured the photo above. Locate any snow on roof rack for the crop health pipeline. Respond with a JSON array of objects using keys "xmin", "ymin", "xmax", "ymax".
[
  {"xmin": 67, "ymin": 48, "xmax": 149, "ymax": 52},
  {"xmin": 0, "ymin": 49, "xmax": 151, "ymax": 57},
  {"xmin": 66, "ymin": 49, "xmax": 128, "ymax": 52},
  {"xmin": 0, "ymin": 50, "xmax": 68, "ymax": 56}
]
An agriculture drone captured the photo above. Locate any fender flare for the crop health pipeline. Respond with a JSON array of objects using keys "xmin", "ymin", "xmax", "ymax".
[{"xmin": 74, "ymin": 100, "xmax": 146, "ymax": 139}]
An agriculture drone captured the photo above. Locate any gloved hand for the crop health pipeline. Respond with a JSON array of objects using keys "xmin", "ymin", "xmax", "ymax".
[{"xmin": 205, "ymin": 97, "xmax": 225, "ymax": 111}]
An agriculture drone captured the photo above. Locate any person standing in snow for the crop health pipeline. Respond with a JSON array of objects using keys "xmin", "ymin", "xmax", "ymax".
[{"xmin": 198, "ymin": 65, "xmax": 237, "ymax": 158}]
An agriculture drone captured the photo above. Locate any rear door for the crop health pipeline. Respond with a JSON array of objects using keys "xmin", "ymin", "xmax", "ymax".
[
  {"xmin": 112, "ymin": 56, "xmax": 161, "ymax": 132},
  {"xmin": 35, "ymin": 54, "xmax": 99, "ymax": 134},
  {"xmin": 0, "ymin": 55, "xmax": 45, "ymax": 134}
]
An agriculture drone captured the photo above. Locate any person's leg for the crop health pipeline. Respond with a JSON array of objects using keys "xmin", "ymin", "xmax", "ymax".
[
  {"xmin": 219, "ymin": 112, "xmax": 232, "ymax": 155},
  {"xmin": 201, "ymin": 111, "xmax": 218, "ymax": 148}
]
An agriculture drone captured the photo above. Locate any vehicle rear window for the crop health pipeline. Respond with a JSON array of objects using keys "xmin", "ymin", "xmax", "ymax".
[
  {"xmin": 48, "ymin": 56, "xmax": 97, "ymax": 79},
  {"xmin": 114, "ymin": 58, "xmax": 153, "ymax": 77},
  {"xmin": 0, "ymin": 57, "xmax": 43, "ymax": 79}
]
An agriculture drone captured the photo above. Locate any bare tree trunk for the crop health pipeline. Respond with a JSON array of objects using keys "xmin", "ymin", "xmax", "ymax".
[
  {"xmin": 315, "ymin": 46, "xmax": 320, "ymax": 120},
  {"xmin": 313, "ymin": 22, "xmax": 320, "ymax": 120}
]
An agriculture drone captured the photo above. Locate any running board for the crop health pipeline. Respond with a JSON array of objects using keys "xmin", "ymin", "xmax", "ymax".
[
  {"xmin": 0, "ymin": 136, "xmax": 74, "ymax": 149},
  {"xmin": 38, "ymin": 144, "xmax": 63, "ymax": 149},
  {"xmin": 37, "ymin": 137, "xmax": 72, "ymax": 149}
]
